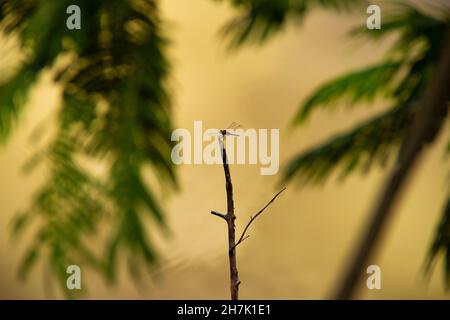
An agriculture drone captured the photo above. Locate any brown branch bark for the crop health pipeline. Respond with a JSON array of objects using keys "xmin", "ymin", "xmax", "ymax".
[
  {"xmin": 210, "ymin": 132, "xmax": 286, "ymax": 300},
  {"xmin": 211, "ymin": 210, "xmax": 227, "ymax": 220},
  {"xmin": 209, "ymin": 132, "xmax": 239, "ymax": 300},
  {"xmin": 333, "ymin": 27, "xmax": 450, "ymax": 300}
]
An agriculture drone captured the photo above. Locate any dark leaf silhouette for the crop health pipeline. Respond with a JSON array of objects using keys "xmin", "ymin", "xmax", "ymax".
[{"xmin": 1, "ymin": 0, "xmax": 176, "ymax": 295}]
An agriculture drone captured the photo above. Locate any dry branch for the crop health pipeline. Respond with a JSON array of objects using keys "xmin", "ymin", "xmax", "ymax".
[{"xmin": 210, "ymin": 131, "xmax": 286, "ymax": 300}]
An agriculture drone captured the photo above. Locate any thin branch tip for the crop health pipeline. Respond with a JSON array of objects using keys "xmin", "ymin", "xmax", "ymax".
[
  {"xmin": 210, "ymin": 210, "xmax": 227, "ymax": 220},
  {"xmin": 234, "ymin": 187, "xmax": 287, "ymax": 250}
]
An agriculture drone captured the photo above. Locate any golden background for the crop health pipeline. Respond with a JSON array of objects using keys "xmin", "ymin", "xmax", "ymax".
[{"xmin": 0, "ymin": 0, "xmax": 448, "ymax": 299}]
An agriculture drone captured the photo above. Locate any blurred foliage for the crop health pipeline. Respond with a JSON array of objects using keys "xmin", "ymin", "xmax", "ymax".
[
  {"xmin": 1, "ymin": 0, "xmax": 450, "ymax": 296},
  {"xmin": 223, "ymin": 1, "xmax": 450, "ymax": 287},
  {"xmin": 0, "ymin": 0, "xmax": 176, "ymax": 296},
  {"xmin": 218, "ymin": 0, "xmax": 363, "ymax": 48},
  {"xmin": 286, "ymin": 5, "xmax": 446, "ymax": 183},
  {"xmin": 427, "ymin": 196, "xmax": 450, "ymax": 289}
]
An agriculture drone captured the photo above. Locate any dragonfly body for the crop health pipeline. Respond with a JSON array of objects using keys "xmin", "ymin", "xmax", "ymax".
[{"xmin": 220, "ymin": 122, "xmax": 242, "ymax": 137}]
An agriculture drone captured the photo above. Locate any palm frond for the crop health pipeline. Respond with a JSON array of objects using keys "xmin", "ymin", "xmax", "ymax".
[
  {"xmin": 283, "ymin": 103, "xmax": 413, "ymax": 184},
  {"xmin": 0, "ymin": 0, "xmax": 79, "ymax": 141},
  {"xmin": 0, "ymin": 66, "xmax": 37, "ymax": 141},
  {"xmin": 350, "ymin": 3, "xmax": 447, "ymax": 53},
  {"xmin": 295, "ymin": 4, "xmax": 446, "ymax": 124},
  {"xmin": 13, "ymin": 131, "xmax": 106, "ymax": 297},
  {"xmin": 221, "ymin": 0, "xmax": 362, "ymax": 47},
  {"xmin": 286, "ymin": 5, "xmax": 445, "ymax": 186},
  {"xmin": 3, "ymin": 0, "xmax": 176, "ymax": 292},
  {"xmin": 295, "ymin": 61, "xmax": 402, "ymax": 123}
]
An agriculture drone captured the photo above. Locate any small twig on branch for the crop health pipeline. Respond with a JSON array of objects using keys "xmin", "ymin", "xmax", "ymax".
[
  {"xmin": 233, "ymin": 187, "xmax": 287, "ymax": 250},
  {"xmin": 210, "ymin": 126, "xmax": 286, "ymax": 300},
  {"xmin": 210, "ymin": 210, "xmax": 227, "ymax": 220},
  {"xmin": 229, "ymin": 235, "xmax": 250, "ymax": 253}
]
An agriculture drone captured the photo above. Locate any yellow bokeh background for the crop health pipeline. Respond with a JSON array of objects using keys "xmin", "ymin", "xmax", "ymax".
[{"xmin": 0, "ymin": 0, "xmax": 449, "ymax": 299}]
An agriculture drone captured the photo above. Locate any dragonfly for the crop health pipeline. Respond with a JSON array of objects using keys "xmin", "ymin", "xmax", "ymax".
[
  {"xmin": 217, "ymin": 122, "xmax": 242, "ymax": 160},
  {"xmin": 220, "ymin": 122, "xmax": 242, "ymax": 137}
]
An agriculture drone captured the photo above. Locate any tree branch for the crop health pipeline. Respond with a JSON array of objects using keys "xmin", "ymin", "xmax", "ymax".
[
  {"xmin": 210, "ymin": 210, "xmax": 227, "ymax": 220},
  {"xmin": 212, "ymin": 129, "xmax": 286, "ymax": 300},
  {"xmin": 218, "ymin": 132, "xmax": 240, "ymax": 300},
  {"xmin": 233, "ymin": 187, "xmax": 286, "ymax": 251},
  {"xmin": 229, "ymin": 235, "xmax": 250, "ymax": 253}
]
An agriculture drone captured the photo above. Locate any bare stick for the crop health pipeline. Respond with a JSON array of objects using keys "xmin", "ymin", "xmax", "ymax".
[
  {"xmin": 210, "ymin": 210, "xmax": 227, "ymax": 220},
  {"xmin": 209, "ymin": 132, "xmax": 240, "ymax": 300},
  {"xmin": 210, "ymin": 131, "xmax": 286, "ymax": 300}
]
